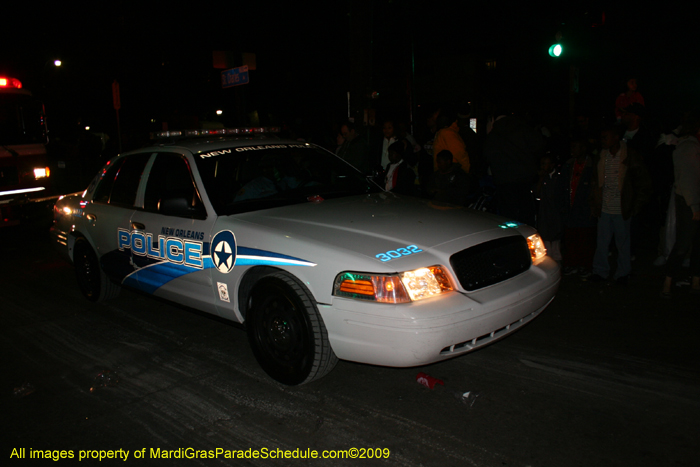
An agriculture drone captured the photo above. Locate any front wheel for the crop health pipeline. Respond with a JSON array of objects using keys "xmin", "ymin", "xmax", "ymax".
[
  {"xmin": 73, "ymin": 238, "xmax": 120, "ymax": 302},
  {"xmin": 246, "ymin": 272, "xmax": 337, "ymax": 385}
]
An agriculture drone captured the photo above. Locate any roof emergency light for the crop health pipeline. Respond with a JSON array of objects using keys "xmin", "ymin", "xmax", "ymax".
[
  {"xmin": 151, "ymin": 127, "xmax": 281, "ymax": 140},
  {"xmin": 0, "ymin": 77, "xmax": 22, "ymax": 88}
]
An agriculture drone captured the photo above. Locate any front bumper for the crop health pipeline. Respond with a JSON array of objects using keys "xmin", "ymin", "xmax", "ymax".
[
  {"xmin": 0, "ymin": 193, "xmax": 56, "ymax": 227},
  {"xmin": 322, "ymin": 257, "xmax": 560, "ymax": 367}
]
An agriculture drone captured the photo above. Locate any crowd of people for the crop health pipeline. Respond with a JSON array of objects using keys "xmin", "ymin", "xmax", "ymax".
[{"xmin": 302, "ymin": 81, "xmax": 699, "ymax": 298}]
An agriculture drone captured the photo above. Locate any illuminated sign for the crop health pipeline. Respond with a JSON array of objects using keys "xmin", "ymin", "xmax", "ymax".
[{"xmin": 221, "ymin": 66, "xmax": 249, "ymax": 88}]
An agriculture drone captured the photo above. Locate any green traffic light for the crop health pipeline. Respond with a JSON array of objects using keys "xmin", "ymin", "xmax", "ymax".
[{"xmin": 549, "ymin": 43, "xmax": 563, "ymax": 57}]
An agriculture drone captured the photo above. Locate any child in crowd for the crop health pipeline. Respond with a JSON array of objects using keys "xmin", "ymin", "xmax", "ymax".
[
  {"xmin": 384, "ymin": 141, "xmax": 416, "ymax": 196},
  {"xmin": 560, "ymin": 137, "xmax": 597, "ymax": 277},
  {"xmin": 427, "ymin": 150, "xmax": 470, "ymax": 205}
]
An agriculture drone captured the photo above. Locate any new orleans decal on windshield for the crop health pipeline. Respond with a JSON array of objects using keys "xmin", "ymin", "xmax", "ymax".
[{"xmin": 198, "ymin": 144, "xmax": 312, "ymax": 159}]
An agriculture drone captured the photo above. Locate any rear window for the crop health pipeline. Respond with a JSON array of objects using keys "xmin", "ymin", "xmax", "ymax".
[{"xmin": 93, "ymin": 153, "xmax": 150, "ymax": 207}]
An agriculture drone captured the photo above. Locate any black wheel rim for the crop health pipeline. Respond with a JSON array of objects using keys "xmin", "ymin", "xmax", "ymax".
[{"xmin": 251, "ymin": 284, "xmax": 312, "ymax": 380}]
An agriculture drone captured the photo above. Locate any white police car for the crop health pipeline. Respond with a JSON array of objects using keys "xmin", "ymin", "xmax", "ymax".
[{"xmin": 51, "ymin": 128, "xmax": 560, "ymax": 385}]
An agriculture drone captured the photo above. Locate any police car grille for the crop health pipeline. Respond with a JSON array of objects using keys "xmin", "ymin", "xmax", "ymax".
[
  {"xmin": 450, "ymin": 236, "xmax": 531, "ymax": 291},
  {"xmin": 0, "ymin": 167, "xmax": 19, "ymax": 188}
]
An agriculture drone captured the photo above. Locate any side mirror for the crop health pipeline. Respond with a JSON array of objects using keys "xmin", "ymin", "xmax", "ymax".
[
  {"xmin": 158, "ymin": 197, "xmax": 206, "ymax": 219},
  {"xmin": 159, "ymin": 196, "xmax": 188, "ymax": 215}
]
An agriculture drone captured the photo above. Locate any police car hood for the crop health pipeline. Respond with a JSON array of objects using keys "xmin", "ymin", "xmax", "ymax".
[{"xmin": 233, "ymin": 193, "xmax": 513, "ymax": 259}]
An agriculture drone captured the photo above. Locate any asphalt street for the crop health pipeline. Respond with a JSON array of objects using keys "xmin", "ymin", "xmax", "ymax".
[{"xmin": 1, "ymin": 223, "xmax": 699, "ymax": 466}]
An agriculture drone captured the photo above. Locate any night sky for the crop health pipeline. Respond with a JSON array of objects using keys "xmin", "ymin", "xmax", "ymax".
[{"xmin": 3, "ymin": 2, "xmax": 698, "ymax": 148}]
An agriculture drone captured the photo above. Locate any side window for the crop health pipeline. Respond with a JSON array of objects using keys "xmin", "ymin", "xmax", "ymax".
[
  {"xmin": 144, "ymin": 153, "xmax": 206, "ymax": 219},
  {"xmin": 92, "ymin": 159, "xmax": 124, "ymax": 204},
  {"xmin": 92, "ymin": 154, "xmax": 150, "ymax": 207}
]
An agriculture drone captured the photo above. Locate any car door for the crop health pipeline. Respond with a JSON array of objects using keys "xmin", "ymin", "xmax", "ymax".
[
  {"xmin": 84, "ymin": 152, "xmax": 151, "ymax": 283},
  {"xmin": 127, "ymin": 151, "xmax": 218, "ymax": 314}
]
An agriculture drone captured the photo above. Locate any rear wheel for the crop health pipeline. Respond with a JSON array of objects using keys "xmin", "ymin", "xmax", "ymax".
[
  {"xmin": 73, "ymin": 239, "xmax": 120, "ymax": 302},
  {"xmin": 246, "ymin": 272, "xmax": 337, "ymax": 385}
]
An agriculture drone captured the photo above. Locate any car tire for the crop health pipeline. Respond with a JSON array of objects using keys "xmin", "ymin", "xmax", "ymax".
[
  {"xmin": 73, "ymin": 238, "xmax": 120, "ymax": 302},
  {"xmin": 246, "ymin": 272, "xmax": 337, "ymax": 385}
]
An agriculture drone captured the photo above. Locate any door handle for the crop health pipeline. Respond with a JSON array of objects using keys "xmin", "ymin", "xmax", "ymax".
[
  {"xmin": 86, "ymin": 213, "xmax": 97, "ymax": 222},
  {"xmin": 131, "ymin": 222, "xmax": 145, "ymax": 230}
]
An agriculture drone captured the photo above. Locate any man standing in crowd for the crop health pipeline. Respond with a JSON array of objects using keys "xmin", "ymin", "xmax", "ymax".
[
  {"xmin": 433, "ymin": 108, "xmax": 469, "ymax": 175},
  {"xmin": 484, "ymin": 108, "xmax": 544, "ymax": 227},
  {"xmin": 590, "ymin": 125, "xmax": 652, "ymax": 285},
  {"xmin": 338, "ymin": 121, "xmax": 370, "ymax": 174}
]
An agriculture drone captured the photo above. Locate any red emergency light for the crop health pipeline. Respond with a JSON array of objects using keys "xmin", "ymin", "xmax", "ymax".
[{"xmin": 0, "ymin": 77, "xmax": 22, "ymax": 88}]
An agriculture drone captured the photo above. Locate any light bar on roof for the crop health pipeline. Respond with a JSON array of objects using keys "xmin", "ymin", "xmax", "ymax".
[
  {"xmin": 151, "ymin": 127, "xmax": 280, "ymax": 140},
  {"xmin": 0, "ymin": 77, "xmax": 22, "ymax": 88}
]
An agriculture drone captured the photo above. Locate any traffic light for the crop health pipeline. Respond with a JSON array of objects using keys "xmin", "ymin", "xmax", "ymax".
[{"xmin": 548, "ymin": 43, "xmax": 563, "ymax": 57}]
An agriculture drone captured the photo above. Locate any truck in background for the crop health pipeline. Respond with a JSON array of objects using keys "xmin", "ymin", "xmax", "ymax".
[{"xmin": 0, "ymin": 76, "xmax": 52, "ymax": 226}]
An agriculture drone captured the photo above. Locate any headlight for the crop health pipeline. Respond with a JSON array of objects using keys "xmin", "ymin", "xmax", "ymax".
[
  {"xmin": 34, "ymin": 167, "xmax": 50, "ymax": 179},
  {"xmin": 527, "ymin": 233, "xmax": 547, "ymax": 262},
  {"xmin": 333, "ymin": 266, "xmax": 453, "ymax": 304}
]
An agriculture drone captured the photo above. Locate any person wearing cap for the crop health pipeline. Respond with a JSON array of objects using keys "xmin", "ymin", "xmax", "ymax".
[{"xmin": 615, "ymin": 77, "xmax": 645, "ymax": 121}]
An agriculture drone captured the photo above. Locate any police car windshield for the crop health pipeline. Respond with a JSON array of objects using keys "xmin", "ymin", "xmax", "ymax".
[{"xmin": 195, "ymin": 143, "xmax": 381, "ymax": 215}]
